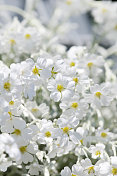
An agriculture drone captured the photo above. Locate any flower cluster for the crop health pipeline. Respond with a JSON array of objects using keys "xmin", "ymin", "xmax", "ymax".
[
  {"xmin": 0, "ymin": 0, "xmax": 117, "ymax": 176},
  {"xmin": 91, "ymin": 1, "xmax": 117, "ymax": 44}
]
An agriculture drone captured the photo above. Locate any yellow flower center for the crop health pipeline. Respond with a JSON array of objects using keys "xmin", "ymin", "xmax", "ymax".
[
  {"xmin": 95, "ymin": 92, "xmax": 102, "ymax": 98},
  {"xmin": 4, "ymin": 82, "xmax": 11, "ymax": 91},
  {"xmin": 57, "ymin": 84, "xmax": 64, "ymax": 92},
  {"xmin": 19, "ymin": 146, "xmax": 27, "ymax": 154},
  {"xmin": 71, "ymin": 102, "xmax": 78, "ymax": 109},
  {"xmin": 95, "ymin": 150, "xmax": 101, "ymax": 156},
  {"xmin": 87, "ymin": 62, "xmax": 93, "ymax": 69},
  {"xmin": 13, "ymin": 129, "xmax": 21, "ymax": 136},
  {"xmin": 80, "ymin": 139, "xmax": 83, "ymax": 145},
  {"xmin": 102, "ymin": 8, "xmax": 107, "ymax": 13},
  {"xmin": 45, "ymin": 131, "xmax": 51, "ymax": 137},
  {"xmin": 114, "ymin": 25, "xmax": 117, "ymax": 30},
  {"xmin": 8, "ymin": 111, "xmax": 12, "ymax": 117},
  {"xmin": 72, "ymin": 174, "xmax": 77, "ymax": 176},
  {"xmin": 62, "ymin": 126, "xmax": 70, "ymax": 134},
  {"xmin": 9, "ymin": 100, "xmax": 14, "ymax": 106},
  {"xmin": 112, "ymin": 167, "xmax": 117, "ymax": 175},
  {"xmin": 31, "ymin": 108, "xmax": 38, "ymax": 112},
  {"xmin": 25, "ymin": 34, "xmax": 31, "ymax": 39},
  {"xmin": 88, "ymin": 166, "xmax": 95, "ymax": 174},
  {"xmin": 32, "ymin": 66, "xmax": 39, "ymax": 75},
  {"xmin": 70, "ymin": 62, "xmax": 75, "ymax": 67},
  {"xmin": 10, "ymin": 39, "xmax": 16, "ymax": 45},
  {"xmin": 101, "ymin": 132, "xmax": 107, "ymax": 138},
  {"xmin": 73, "ymin": 77, "xmax": 78, "ymax": 84},
  {"xmin": 66, "ymin": 0, "xmax": 72, "ymax": 5}
]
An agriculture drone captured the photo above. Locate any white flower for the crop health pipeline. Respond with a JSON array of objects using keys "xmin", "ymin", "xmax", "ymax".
[
  {"xmin": 10, "ymin": 59, "xmax": 32, "ymax": 79},
  {"xmin": 67, "ymin": 46, "xmax": 87, "ymax": 60},
  {"xmin": 86, "ymin": 84, "xmax": 113, "ymax": 108},
  {"xmin": 37, "ymin": 119, "xmax": 61, "ymax": 144},
  {"xmin": 79, "ymin": 54, "xmax": 104, "ymax": 79},
  {"xmin": 26, "ymin": 162, "xmax": 42, "ymax": 176},
  {"xmin": 96, "ymin": 157, "xmax": 117, "ymax": 176},
  {"xmin": 0, "ymin": 76, "xmax": 22, "ymax": 97},
  {"xmin": 72, "ymin": 163, "xmax": 84, "ymax": 176},
  {"xmin": 89, "ymin": 143, "xmax": 105, "ymax": 159},
  {"xmin": 74, "ymin": 127, "xmax": 89, "ymax": 146},
  {"xmin": 47, "ymin": 73, "xmax": 74, "ymax": 102},
  {"xmin": 91, "ymin": 1, "xmax": 117, "ymax": 43},
  {"xmin": 0, "ymin": 61, "xmax": 10, "ymax": 78},
  {"xmin": 48, "ymin": 137, "xmax": 74, "ymax": 158},
  {"xmin": 68, "ymin": 72, "xmax": 89, "ymax": 93},
  {"xmin": 25, "ymin": 101, "xmax": 49, "ymax": 118},
  {"xmin": 17, "ymin": 139, "xmax": 38, "ymax": 164},
  {"xmin": 95, "ymin": 128, "xmax": 113, "ymax": 143},
  {"xmin": 57, "ymin": 116, "xmax": 80, "ymax": 145},
  {"xmin": 1, "ymin": 117, "xmax": 33, "ymax": 142},
  {"xmin": 0, "ymin": 154, "xmax": 12, "ymax": 172},
  {"xmin": 81, "ymin": 158, "xmax": 96, "ymax": 176},
  {"xmin": 31, "ymin": 57, "xmax": 51, "ymax": 79},
  {"xmin": 60, "ymin": 95, "xmax": 88, "ymax": 119},
  {"xmin": 61, "ymin": 166, "xmax": 71, "ymax": 176},
  {"xmin": 95, "ymin": 160, "xmax": 111, "ymax": 176},
  {"xmin": 58, "ymin": 0, "xmax": 92, "ymax": 17},
  {"xmin": 0, "ymin": 133, "xmax": 21, "ymax": 161},
  {"xmin": 92, "ymin": 2, "xmax": 117, "ymax": 24},
  {"xmin": 20, "ymin": 27, "xmax": 40, "ymax": 54},
  {"xmin": 23, "ymin": 79, "xmax": 36, "ymax": 100},
  {"xmin": 111, "ymin": 157, "xmax": 117, "ymax": 168}
]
